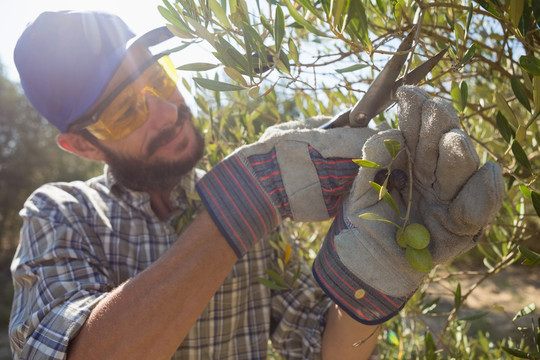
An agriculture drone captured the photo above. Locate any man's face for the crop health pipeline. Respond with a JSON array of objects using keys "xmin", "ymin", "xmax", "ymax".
[{"xmin": 92, "ymin": 88, "xmax": 205, "ymax": 192}]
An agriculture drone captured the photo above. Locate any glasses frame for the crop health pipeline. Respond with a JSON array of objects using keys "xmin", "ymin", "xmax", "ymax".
[{"xmin": 68, "ymin": 51, "xmax": 174, "ymax": 134}]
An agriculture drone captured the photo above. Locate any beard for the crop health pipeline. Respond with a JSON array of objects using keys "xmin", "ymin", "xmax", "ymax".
[{"xmin": 96, "ymin": 105, "xmax": 205, "ymax": 192}]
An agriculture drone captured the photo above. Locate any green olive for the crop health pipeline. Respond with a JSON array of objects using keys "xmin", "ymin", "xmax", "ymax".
[
  {"xmin": 403, "ymin": 223, "xmax": 430, "ymax": 250},
  {"xmin": 406, "ymin": 247, "xmax": 433, "ymax": 273},
  {"xmin": 395, "ymin": 227, "xmax": 408, "ymax": 248}
]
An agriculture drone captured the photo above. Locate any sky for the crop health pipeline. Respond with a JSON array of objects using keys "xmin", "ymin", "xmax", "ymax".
[{"xmin": 0, "ymin": 0, "xmax": 212, "ymax": 83}]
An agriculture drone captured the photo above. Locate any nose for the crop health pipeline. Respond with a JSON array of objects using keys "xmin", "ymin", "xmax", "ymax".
[
  {"xmin": 167, "ymin": 88, "xmax": 186, "ymax": 106},
  {"xmin": 145, "ymin": 92, "xmax": 178, "ymax": 130}
]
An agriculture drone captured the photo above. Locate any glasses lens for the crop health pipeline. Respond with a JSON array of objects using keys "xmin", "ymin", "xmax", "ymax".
[{"xmin": 86, "ymin": 55, "xmax": 178, "ymax": 140}]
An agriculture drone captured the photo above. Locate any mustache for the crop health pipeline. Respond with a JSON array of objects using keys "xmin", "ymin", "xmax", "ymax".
[
  {"xmin": 146, "ymin": 104, "xmax": 193, "ymax": 157},
  {"xmin": 177, "ymin": 103, "xmax": 193, "ymax": 123}
]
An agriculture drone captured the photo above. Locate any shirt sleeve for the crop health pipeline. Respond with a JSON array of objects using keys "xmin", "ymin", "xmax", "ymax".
[
  {"xmin": 9, "ymin": 187, "xmax": 114, "ymax": 360},
  {"xmin": 269, "ymin": 261, "xmax": 333, "ymax": 360}
]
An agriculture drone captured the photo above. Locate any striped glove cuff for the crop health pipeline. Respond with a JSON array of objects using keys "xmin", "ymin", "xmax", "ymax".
[
  {"xmin": 196, "ymin": 153, "xmax": 281, "ymax": 258},
  {"xmin": 312, "ymin": 208, "xmax": 413, "ymax": 324}
]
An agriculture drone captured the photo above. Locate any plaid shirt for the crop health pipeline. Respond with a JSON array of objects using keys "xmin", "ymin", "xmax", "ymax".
[{"xmin": 9, "ymin": 166, "xmax": 331, "ymax": 360}]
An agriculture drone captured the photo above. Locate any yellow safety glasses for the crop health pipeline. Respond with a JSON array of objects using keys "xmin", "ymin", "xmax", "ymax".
[{"xmin": 73, "ymin": 55, "xmax": 179, "ymax": 141}]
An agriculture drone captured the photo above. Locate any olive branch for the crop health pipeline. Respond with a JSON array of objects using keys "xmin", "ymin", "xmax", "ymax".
[{"xmin": 354, "ymin": 139, "xmax": 433, "ymax": 272}]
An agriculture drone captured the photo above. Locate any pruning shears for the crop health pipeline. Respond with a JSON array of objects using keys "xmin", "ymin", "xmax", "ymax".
[{"xmin": 320, "ymin": 28, "xmax": 448, "ymax": 129}]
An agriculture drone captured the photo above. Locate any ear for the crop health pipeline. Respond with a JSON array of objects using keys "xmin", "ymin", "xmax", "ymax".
[{"xmin": 56, "ymin": 133, "xmax": 106, "ymax": 162}]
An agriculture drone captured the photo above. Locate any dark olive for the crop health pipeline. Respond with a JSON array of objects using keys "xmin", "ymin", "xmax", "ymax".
[
  {"xmin": 373, "ymin": 168, "xmax": 408, "ymax": 192},
  {"xmin": 251, "ymin": 52, "xmax": 274, "ymax": 73},
  {"xmin": 389, "ymin": 169, "xmax": 408, "ymax": 191},
  {"xmin": 373, "ymin": 169, "xmax": 390, "ymax": 188}
]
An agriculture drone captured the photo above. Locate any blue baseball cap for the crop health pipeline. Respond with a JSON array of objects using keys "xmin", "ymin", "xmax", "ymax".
[{"xmin": 14, "ymin": 11, "xmax": 173, "ymax": 132}]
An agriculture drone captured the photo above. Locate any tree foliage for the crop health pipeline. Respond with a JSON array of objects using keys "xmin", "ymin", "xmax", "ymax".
[
  {"xmin": 160, "ymin": 0, "xmax": 540, "ymax": 357},
  {"xmin": 0, "ymin": 66, "xmax": 103, "ymax": 248}
]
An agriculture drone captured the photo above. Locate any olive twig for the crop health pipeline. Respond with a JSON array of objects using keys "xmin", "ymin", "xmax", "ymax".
[{"xmin": 403, "ymin": 147, "xmax": 414, "ymax": 226}]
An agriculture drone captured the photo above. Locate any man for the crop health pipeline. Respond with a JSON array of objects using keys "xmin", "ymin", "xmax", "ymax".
[
  {"xmin": 9, "ymin": 10, "xmax": 380, "ymax": 359},
  {"xmin": 10, "ymin": 9, "xmax": 505, "ymax": 360}
]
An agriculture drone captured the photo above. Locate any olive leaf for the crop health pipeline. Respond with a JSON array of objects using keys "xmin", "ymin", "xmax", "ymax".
[
  {"xmin": 454, "ymin": 283, "xmax": 462, "ymax": 309},
  {"xmin": 425, "ymin": 331, "xmax": 437, "ymax": 360},
  {"xmin": 461, "ymin": 44, "xmax": 477, "ymax": 65},
  {"xmin": 369, "ymin": 182, "xmax": 402, "ymax": 217},
  {"xmin": 532, "ymin": 191, "xmax": 540, "ymax": 217},
  {"xmin": 263, "ymin": 269, "xmax": 289, "ymax": 288},
  {"xmin": 451, "ymin": 81, "xmax": 468, "ymax": 112},
  {"xmin": 495, "ymin": 92, "xmax": 519, "ymax": 127},
  {"xmin": 511, "ymin": 140, "xmax": 532, "ymax": 172},
  {"xmin": 501, "ymin": 346, "xmax": 532, "ymax": 359},
  {"xmin": 248, "ymin": 86, "xmax": 260, "ymax": 99},
  {"xmin": 294, "ymin": 0, "xmax": 325, "ymax": 21},
  {"xmin": 281, "ymin": 0, "xmax": 328, "ymax": 37},
  {"xmin": 193, "ymin": 78, "xmax": 245, "ymax": 91},
  {"xmin": 335, "ymin": 64, "xmax": 369, "ymax": 74},
  {"xmin": 358, "ymin": 212, "xmax": 400, "ymax": 228},
  {"xmin": 384, "ymin": 139, "xmax": 401, "ymax": 159},
  {"xmin": 495, "ymin": 111, "xmax": 515, "ymax": 143},
  {"xmin": 511, "ymin": 76, "xmax": 532, "ymax": 112},
  {"xmin": 520, "ymin": 54, "xmax": 540, "ymax": 76},
  {"xmin": 519, "ymin": 246, "xmax": 540, "ymax": 266},
  {"xmin": 332, "ymin": 0, "xmax": 347, "ymax": 27},
  {"xmin": 177, "ymin": 63, "xmax": 219, "ymax": 71},
  {"xmin": 353, "ymin": 159, "xmax": 383, "ymax": 168},
  {"xmin": 224, "ymin": 67, "xmax": 248, "ymax": 86},
  {"xmin": 274, "ymin": 5, "xmax": 285, "ymax": 51},
  {"xmin": 257, "ymin": 277, "xmax": 286, "ymax": 290},
  {"xmin": 288, "ymin": 38, "xmax": 299, "ymax": 65},
  {"xmin": 207, "ymin": 0, "xmax": 231, "ymax": 27}
]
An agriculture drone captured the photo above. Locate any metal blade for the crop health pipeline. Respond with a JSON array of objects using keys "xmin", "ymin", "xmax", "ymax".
[
  {"xmin": 364, "ymin": 46, "xmax": 449, "ymax": 120},
  {"xmin": 348, "ymin": 29, "xmax": 416, "ymax": 127},
  {"xmin": 319, "ymin": 29, "xmax": 448, "ymax": 130},
  {"xmin": 318, "ymin": 109, "xmax": 351, "ymax": 129}
]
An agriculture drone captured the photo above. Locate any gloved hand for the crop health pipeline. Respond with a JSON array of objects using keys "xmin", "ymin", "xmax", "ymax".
[
  {"xmin": 196, "ymin": 116, "xmax": 377, "ymax": 258},
  {"xmin": 313, "ymin": 86, "xmax": 505, "ymax": 324}
]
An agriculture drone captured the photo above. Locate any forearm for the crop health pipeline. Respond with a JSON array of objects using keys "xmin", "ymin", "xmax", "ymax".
[
  {"xmin": 322, "ymin": 304, "xmax": 380, "ymax": 360},
  {"xmin": 68, "ymin": 210, "xmax": 237, "ymax": 360}
]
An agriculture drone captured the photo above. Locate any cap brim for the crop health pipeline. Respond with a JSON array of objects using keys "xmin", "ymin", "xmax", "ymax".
[
  {"xmin": 126, "ymin": 26, "xmax": 174, "ymax": 52},
  {"xmin": 312, "ymin": 216, "xmax": 413, "ymax": 325}
]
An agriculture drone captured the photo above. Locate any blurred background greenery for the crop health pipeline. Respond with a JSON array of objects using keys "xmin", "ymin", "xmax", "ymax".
[{"xmin": 0, "ymin": 63, "xmax": 104, "ymax": 358}]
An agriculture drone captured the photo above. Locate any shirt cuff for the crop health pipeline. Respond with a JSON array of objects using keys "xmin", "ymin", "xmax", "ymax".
[{"xmin": 13, "ymin": 292, "xmax": 105, "ymax": 360}]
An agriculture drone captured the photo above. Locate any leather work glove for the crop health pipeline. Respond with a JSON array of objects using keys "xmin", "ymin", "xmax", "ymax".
[
  {"xmin": 196, "ymin": 116, "xmax": 377, "ymax": 258},
  {"xmin": 312, "ymin": 86, "xmax": 505, "ymax": 324}
]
